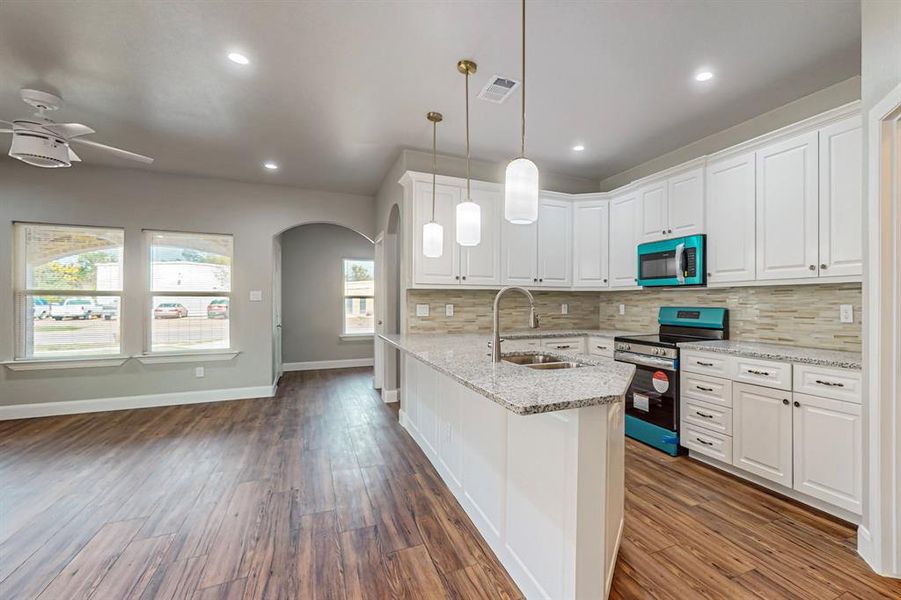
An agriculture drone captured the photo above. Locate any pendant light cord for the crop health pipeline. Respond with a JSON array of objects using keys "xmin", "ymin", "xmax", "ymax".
[
  {"xmin": 431, "ymin": 119, "xmax": 437, "ymax": 222},
  {"xmin": 521, "ymin": 0, "xmax": 526, "ymax": 158},
  {"xmin": 465, "ymin": 69, "xmax": 472, "ymax": 202}
]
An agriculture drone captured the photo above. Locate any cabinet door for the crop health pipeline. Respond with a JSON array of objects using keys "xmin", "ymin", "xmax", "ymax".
[
  {"xmin": 638, "ymin": 181, "xmax": 668, "ymax": 243},
  {"xmin": 413, "ymin": 181, "xmax": 461, "ymax": 285},
  {"xmin": 792, "ymin": 393, "xmax": 862, "ymax": 514},
  {"xmin": 819, "ymin": 116, "xmax": 863, "ymax": 278},
  {"xmin": 536, "ymin": 198, "xmax": 572, "ymax": 286},
  {"xmin": 609, "ymin": 191, "xmax": 639, "ymax": 287},
  {"xmin": 755, "ymin": 131, "xmax": 819, "ymax": 280},
  {"xmin": 572, "ymin": 200, "xmax": 609, "ymax": 287},
  {"xmin": 667, "ymin": 167, "xmax": 705, "ymax": 237},
  {"xmin": 501, "ymin": 219, "xmax": 538, "ymax": 285},
  {"xmin": 461, "ymin": 187, "xmax": 501, "ymax": 285},
  {"xmin": 706, "ymin": 152, "xmax": 756, "ymax": 283},
  {"xmin": 732, "ymin": 383, "xmax": 793, "ymax": 487}
]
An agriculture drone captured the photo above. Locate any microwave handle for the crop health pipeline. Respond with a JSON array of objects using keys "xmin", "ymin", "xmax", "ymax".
[{"xmin": 675, "ymin": 242, "xmax": 686, "ymax": 284}]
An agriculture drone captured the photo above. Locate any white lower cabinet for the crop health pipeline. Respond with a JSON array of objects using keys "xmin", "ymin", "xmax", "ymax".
[
  {"xmin": 588, "ymin": 336, "xmax": 615, "ymax": 358},
  {"xmin": 792, "ymin": 392, "xmax": 862, "ymax": 513},
  {"xmin": 732, "ymin": 383, "xmax": 794, "ymax": 487}
]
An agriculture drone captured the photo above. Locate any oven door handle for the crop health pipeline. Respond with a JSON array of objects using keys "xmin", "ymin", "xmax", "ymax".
[
  {"xmin": 614, "ymin": 351, "xmax": 676, "ymax": 371},
  {"xmin": 675, "ymin": 242, "xmax": 686, "ymax": 284}
]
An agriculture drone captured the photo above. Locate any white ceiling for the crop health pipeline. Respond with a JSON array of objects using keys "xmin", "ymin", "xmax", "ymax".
[{"xmin": 0, "ymin": 1, "xmax": 860, "ymax": 195}]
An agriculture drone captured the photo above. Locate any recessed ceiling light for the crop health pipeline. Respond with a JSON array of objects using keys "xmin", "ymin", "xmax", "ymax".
[
  {"xmin": 695, "ymin": 70, "xmax": 714, "ymax": 82},
  {"xmin": 263, "ymin": 162, "xmax": 278, "ymax": 170},
  {"xmin": 228, "ymin": 52, "xmax": 250, "ymax": 65},
  {"xmin": 572, "ymin": 144, "xmax": 585, "ymax": 152}
]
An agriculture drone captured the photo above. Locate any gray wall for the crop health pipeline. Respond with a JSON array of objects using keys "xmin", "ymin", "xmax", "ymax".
[
  {"xmin": 280, "ymin": 223, "xmax": 374, "ymax": 364},
  {"xmin": 598, "ymin": 76, "xmax": 861, "ymax": 191},
  {"xmin": 0, "ymin": 159, "xmax": 374, "ymax": 407}
]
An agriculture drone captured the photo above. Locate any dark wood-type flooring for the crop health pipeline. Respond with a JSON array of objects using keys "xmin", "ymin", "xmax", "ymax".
[{"xmin": 1, "ymin": 368, "xmax": 898, "ymax": 599}]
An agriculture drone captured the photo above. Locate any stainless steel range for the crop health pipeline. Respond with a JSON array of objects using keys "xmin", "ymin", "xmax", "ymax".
[{"xmin": 614, "ymin": 307, "xmax": 728, "ymax": 456}]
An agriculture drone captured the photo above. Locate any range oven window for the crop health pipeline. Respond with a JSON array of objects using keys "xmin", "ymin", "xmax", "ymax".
[
  {"xmin": 639, "ymin": 251, "xmax": 676, "ymax": 280},
  {"xmin": 625, "ymin": 364, "xmax": 679, "ymax": 431}
]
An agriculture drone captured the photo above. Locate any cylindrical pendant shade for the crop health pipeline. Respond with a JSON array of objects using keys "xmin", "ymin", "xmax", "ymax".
[
  {"xmin": 504, "ymin": 157, "xmax": 539, "ymax": 224},
  {"xmin": 422, "ymin": 221, "xmax": 444, "ymax": 258},
  {"xmin": 456, "ymin": 200, "xmax": 481, "ymax": 246}
]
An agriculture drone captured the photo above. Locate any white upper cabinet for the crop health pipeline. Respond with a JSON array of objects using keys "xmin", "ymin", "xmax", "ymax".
[
  {"xmin": 667, "ymin": 167, "xmax": 705, "ymax": 237},
  {"xmin": 609, "ymin": 190, "xmax": 639, "ymax": 288},
  {"xmin": 460, "ymin": 187, "xmax": 501, "ymax": 286},
  {"xmin": 755, "ymin": 131, "xmax": 820, "ymax": 280},
  {"xmin": 572, "ymin": 199, "xmax": 610, "ymax": 288},
  {"xmin": 536, "ymin": 197, "xmax": 573, "ymax": 286},
  {"xmin": 818, "ymin": 116, "xmax": 863, "ymax": 278},
  {"xmin": 413, "ymin": 180, "xmax": 461, "ymax": 285},
  {"xmin": 502, "ymin": 219, "xmax": 538, "ymax": 285},
  {"xmin": 638, "ymin": 180, "xmax": 668, "ymax": 242},
  {"xmin": 706, "ymin": 152, "xmax": 756, "ymax": 283}
]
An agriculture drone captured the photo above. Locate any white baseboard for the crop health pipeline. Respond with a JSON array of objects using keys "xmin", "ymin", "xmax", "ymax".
[
  {"xmin": 0, "ymin": 383, "xmax": 278, "ymax": 421},
  {"xmin": 382, "ymin": 388, "xmax": 399, "ymax": 403},
  {"xmin": 282, "ymin": 358, "xmax": 374, "ymax": 372}
]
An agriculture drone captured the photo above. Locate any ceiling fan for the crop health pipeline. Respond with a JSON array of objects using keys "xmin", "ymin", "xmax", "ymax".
[{"xmin": 0, "ymin": 88, "xmax": 153, "ymax": 168}]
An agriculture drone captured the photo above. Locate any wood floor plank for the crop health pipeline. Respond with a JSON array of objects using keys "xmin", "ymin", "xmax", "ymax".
[
  {"xmin": 385, "ymin": 544, "xmax": 449, "ymax": 599},
  {"xmin": 139, "ymin": 555, "xmax": 207, "ymax": 600},
  {"xmin": 87, "ymin": 533, "xmax": 174, "ymax": 600},
  {"xmin": 332, "ymin": 467, "xmax": 376, "ymax": 533},
  {"xmin": 340, "ymin": 526, "xmax": 394, "ymax": 600}
]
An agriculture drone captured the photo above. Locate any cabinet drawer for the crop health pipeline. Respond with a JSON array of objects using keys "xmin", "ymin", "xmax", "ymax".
[
  {"xmin": 682, "ymin": 424, "xmax": 732, "ymax": 463},
  {"xmin": 588, "ymin": 336, "xmax": 615, "ymax": 358},
  {"xmin": 504, "ymin": 339, "xmax": 541, "ymax": 352},
  {"xmin": 734, "ymin": 356, "xmax": 792, "ymax": 391},
  {"xmin": 542, "ymin": 337, "xmax": 586, "ymax": 353},
  {"xmin": 681, "ymin": 350, "xmax": 732, "ymax": 378},
  {"xmin": 683, "ymin": 398, "xmax": 733, "ymax": 436},
  {"xmin": 681, "ymin": 372, "xmax": 733, "ymax": 408},
  {"xmin": 793, "ymin": 364, "xmax": 862, "ymax": 404}
]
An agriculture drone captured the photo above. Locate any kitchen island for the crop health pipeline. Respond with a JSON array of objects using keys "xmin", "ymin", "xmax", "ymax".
[{"xmin": 381, "ymin": 333, "xmax": 635, "ymax": 600}]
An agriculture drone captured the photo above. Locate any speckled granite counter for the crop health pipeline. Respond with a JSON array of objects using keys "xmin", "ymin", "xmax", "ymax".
[
  {"xmin": 380, "ymin": 333, "xmax": 636, "ymax": 415},
  {"xmin": 501, "ymin": 328, "xmax": 642, "ymax": 340},
  {"xmin": 678, "ymin": 340, "xmax": 862, "ymax": 370}
]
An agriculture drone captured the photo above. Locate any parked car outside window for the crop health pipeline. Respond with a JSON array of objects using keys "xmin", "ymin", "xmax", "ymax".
[
  {"xmin": 32, "ymin": 297, "xmax": 50, "ymax": 320},
  {"xmin": 153, "ymin": 302, "xmax": 189, "ymax": 319},
  {"xmin": 207, "ymin": 298, "xmax": 229, "ymax": 319}
]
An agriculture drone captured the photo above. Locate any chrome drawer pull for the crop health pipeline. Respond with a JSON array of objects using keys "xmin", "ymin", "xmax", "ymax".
[
  {"xmin": 747, "ymin": 369, "xmax": 771, "ymax": 376},
  {"xmin": 696, "ymin": 437, "xmax": 714, "ymax": 446},
  {"xmin": 696, "ymin": 385, "xmax": 714, "ymax": 392},
  {"xmin": 696, "ymin": 411, "xmax": 714, "ymax": 419},
  {"xmin": 815, "ymin": 379, "xmax": 844, "ymax": 387},
  {"xmin": 555, "ymin": 345, "xmax": 572, "ymax": 349},
  {"xmin": 696, "ymin": 361, "xmax": 714, "ymax": 367},
  {"xmin": 596, "ymin": 345, "xmax": 607, "ymax": 350}
]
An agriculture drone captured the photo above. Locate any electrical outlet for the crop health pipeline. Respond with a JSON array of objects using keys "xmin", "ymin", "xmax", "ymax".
[
  {"xmin": 840, "ymin": 304, "xmax": 854, "ymax": 323},
  {"xmin": 416, "ymin": 304, "xmax": 430, "ymax": 317},
  {"xmin": 249, "ymin": 290, "xmax": 263, "ymax": 302},
  {"xmin": 195, "ymin": 366, "xmax": 204, "ymax": 378},
  {"xmin": 619, "ymin": 304, "xmax": 625, "ymax": 316},
  {"xmin": 445, "ymin": 304, "xmax": 454, "ymax": 317},
  {"xmin": 561, "ymin": 303, "xmax": 568, "ymax": 315}
]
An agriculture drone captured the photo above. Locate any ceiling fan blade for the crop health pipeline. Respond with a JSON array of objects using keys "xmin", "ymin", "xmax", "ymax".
[
  {"xmin": 71, "ymin": 138, "xmax": 154, "ymax": 164},
  {"xmin": 44, "ymin": 122, "xmax": 95, "ymax": 139},
  {"xmin": 68, "ymin": 147, "xmax": 82, "ymax": 162}
]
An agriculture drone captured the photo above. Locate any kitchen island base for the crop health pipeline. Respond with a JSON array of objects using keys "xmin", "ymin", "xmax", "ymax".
[{"xmin": 400, "ymin": 355, "xmax": 625, "ymax": 599}]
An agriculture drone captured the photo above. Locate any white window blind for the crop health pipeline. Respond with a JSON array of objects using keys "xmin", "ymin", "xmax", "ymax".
[
  {"xmin": 14, "ymin": 223, "xmax": 124, "ymax": 358},
  {"xmin": 342, "ymin": 258, "xmax": 374, "ymax": 335},
  {"xmin": 146, "ymin": 231, "xmax": 233, "ymax": 353}
]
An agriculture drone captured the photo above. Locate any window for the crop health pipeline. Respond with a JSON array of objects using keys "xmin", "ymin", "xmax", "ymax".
[
  {"xmin": 342, "ymin": 258, "xmax": 374, "ymax": 335},
  {"xmin": 14, "ymin": 223, "xmax": 124, "ymax": 358},
  {"xmin": 147, "ymin": 231, "xmax": 232, "ymax": 353}
]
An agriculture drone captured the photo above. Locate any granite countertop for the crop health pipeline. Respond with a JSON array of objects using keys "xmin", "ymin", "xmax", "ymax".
[
  {"xmin": 501, "ymin": 328, "xmax": 642, "ymax": 340},
  {"xmin": 380, "ymin": 333, "xmax": 636, "ymax": 415},
  {"xmin": 678, "ymin": 340, "xmax": 862, "ymax": 370}
]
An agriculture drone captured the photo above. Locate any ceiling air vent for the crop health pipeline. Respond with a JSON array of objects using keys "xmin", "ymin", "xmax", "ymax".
[{"xmin": 477, "ymin": 75, "xmax": 520, "ymax": 104}]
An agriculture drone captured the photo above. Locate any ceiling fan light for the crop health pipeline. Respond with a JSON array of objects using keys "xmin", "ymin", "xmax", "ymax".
[
  {"xmin": 9, "ymin": 133, "xmax": 70, "ymax": 168},
  {"xmin": 504, "ymin": 157, "xmax": 539, "ymax": 224},
  {"xmin": 422, "ymin": 221, "xmax": 444, "ymax": 258},
  {"xmin": 456, "ymin": 200, "xmax": 481, "ymax": 246}
]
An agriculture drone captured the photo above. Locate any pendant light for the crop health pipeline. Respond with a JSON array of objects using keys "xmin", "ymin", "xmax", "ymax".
[
  {"xmin": 456, "ymin": 59, "xmax": 481, "ymax": 247},
  {"xmin": 422, "ymin": 111, "xmax": 444, "ymax": 258},
  {"xmin": 504, "ymin": 0, "xmax": 539, "ymax": 225}
]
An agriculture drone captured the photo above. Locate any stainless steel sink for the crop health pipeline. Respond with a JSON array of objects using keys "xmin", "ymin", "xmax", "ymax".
[{"xmin": 502, "ymin": 353, "xmax": 585, "ymax": 369}]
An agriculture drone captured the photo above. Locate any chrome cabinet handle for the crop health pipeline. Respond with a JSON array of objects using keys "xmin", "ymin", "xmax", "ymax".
[
  {"xmin": 697, "ymin": 361, "xmax": 714, "ymax": 367},
  {"xmin": 696, "ymin": 437, "xmax": 714, "ymax": 446},
  {"xmin": 747, "ymin": 369, "xmax": 771, "ymax": 376},
  {"xmin": 696, "ymin": 385, "xmax": 714, "ymax": 392},
  {"xmin": 821, "ymin": 264, "xmax": 828, "ymax": 270},
  {"xmin": 696, "ymin": 411, "xmax": 714, "ymax": 419},
  {"xmin": 596, "ymin": 345, "xmax": 608, "ymax": 350},
  {"xmin": 809, "ymin": 265, "xmax": 816, "ymax": 271},
  {"xmin": 815, "ymin": 379, "xmax": 844, "ymax": 387}
]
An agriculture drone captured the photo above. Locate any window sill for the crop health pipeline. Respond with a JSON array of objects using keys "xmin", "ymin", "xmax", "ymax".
[
  {"xmin": 135, "ymin": 350, "xmax": 240, "ymax": 365},
  {"xmin": 2, "ymin": 356, "xmax": 130, "ymax": 371},
  {"xmin": 340, "ymin": 334, "xmax": 374, "ymax": 342}
]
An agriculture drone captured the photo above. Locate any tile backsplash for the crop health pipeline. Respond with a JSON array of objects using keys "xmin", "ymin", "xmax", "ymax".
[
  {"xmin": 598, "ymin": 283, "xmax": 862, "ymax": 352},
  {"xmin": 406, "ymin": 282, "xmax": 862, "ymax": 352},
  {"xmin": 406, "ymin": 290, "xmax": 601, "ymax": 334}
]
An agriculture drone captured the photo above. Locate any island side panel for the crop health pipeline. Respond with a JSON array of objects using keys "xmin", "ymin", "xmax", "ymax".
[{"xmin": 604, "ymin": 400, "xmax": 625, "ymax": 597}]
